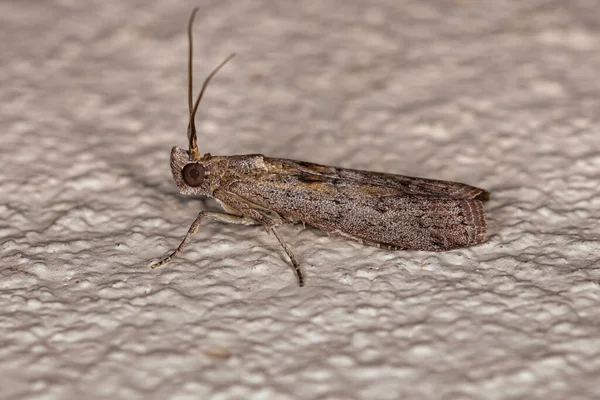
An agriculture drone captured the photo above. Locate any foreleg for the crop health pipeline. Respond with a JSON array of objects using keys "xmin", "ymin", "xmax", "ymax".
[{"xmin": 150, "ymin": 211, "xmax": 255, "ymax": 269}]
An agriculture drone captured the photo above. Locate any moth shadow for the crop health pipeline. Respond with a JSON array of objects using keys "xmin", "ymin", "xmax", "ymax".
[{"xmin": 480, "ymin": 187, "xmax": 517, "ymax": 244}]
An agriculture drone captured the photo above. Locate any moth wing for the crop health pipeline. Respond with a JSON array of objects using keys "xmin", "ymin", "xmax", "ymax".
[
  {"xmin": 225, "ymin": 162, "xmax": 487, "ymax": 251},
  {"xmin": 262, "ymin": 157, "xmax": 489, "ymax": 201}
]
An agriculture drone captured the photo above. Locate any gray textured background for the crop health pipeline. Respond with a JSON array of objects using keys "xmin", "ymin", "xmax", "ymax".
[{"xmin": 2, "ymin": 0, "xmax": 599, "ymax": 399}]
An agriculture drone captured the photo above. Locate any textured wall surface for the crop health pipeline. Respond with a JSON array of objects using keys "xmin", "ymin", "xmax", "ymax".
[{"xmin": 2, "ymin": 1, "xmax": 599, "ymax": 399}]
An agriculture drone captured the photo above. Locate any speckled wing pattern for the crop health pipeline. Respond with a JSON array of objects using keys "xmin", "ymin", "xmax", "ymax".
[{"xmin": 224, "ymin": 157, "xmax": 489, "ymax": 251}]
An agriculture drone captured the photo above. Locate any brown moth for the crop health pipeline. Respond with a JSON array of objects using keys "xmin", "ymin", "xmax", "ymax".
[{"xmin": 150, "ymin": 8, "xmax": 489, "ymax": 286}]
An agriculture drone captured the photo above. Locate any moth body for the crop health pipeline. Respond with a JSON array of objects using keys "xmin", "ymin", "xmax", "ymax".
[
  {"xmin": 170, "ymin": 146, "xmax": 488, "ymax": 255},
  {"xmin": 149, "ymin": 9, "xmax": 489, "ymax": 287}
]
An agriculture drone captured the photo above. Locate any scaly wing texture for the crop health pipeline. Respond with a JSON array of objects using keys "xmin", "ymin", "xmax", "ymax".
[
  {"xmin": 224, "ymin": 157, "xmax": 487, "ymax": 251},
  {"xmin": 264, "ymin": 157, "xmax": 490, "ymax": 200}
]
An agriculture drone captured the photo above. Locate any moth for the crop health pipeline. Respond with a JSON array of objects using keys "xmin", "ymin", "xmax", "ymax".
[{"xmin": 150, "ymin": 8, "xmax": 490, "ymax": 286}]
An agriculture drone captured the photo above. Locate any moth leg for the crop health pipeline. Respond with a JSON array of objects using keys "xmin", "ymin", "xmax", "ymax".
[
  {"xmin": 213, "ymin": 189, "xmax": 276, "ymax": 232},
  {"xmin": 270, "ymin": 226, "xmax": 303, "ymax": 287},
  {"xmin": 214, "ymin": 190, "xmax": 304, "ymax": 286},
  {"xmin": 150, "ymin": 211, "xmax": 255, "ymax": 269}
]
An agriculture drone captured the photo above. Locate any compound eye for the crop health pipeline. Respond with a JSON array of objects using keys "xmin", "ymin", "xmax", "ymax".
[{"xmin": 181, "ymin": 163, "xmax": 205, "ymax": 187}]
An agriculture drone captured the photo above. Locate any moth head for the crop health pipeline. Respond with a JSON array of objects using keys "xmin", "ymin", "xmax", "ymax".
[
  {"xmin": 170, "ymin": 10, "xmax": 234, "ymax": 196},
  {"xmin": 170, "ymin": 146, "xmax": 211, "ymax": 195}
]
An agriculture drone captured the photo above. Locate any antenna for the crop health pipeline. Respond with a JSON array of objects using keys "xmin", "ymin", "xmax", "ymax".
[{"xmin": 186, "ymin": 8, "xmax": 235, "ymax": 161}]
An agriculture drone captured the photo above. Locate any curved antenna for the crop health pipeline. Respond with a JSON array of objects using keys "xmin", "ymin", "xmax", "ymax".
[
  {"xmin": 188, "ymin": 53, "xmax": 235, "ymax": 160},
  {"xmin": 186, "ymin": 9, "xmax": 235, "ymax": 161}
]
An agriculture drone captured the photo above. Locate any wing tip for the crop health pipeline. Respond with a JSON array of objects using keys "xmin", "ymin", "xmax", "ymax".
[{"xmin": 474, "ymin": 189, "xmax": 490, "ymax": 202}]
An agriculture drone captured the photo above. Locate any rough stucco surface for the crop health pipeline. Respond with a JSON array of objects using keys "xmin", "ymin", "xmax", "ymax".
[{"xmin": 1, "ymin": 0, "xmax": 599, "ymax": 399}]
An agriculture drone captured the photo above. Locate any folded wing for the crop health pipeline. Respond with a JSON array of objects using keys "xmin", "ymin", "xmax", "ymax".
[{"xmin": 225, "ymin": 157, "xmax": 487, "ymax": 251}]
